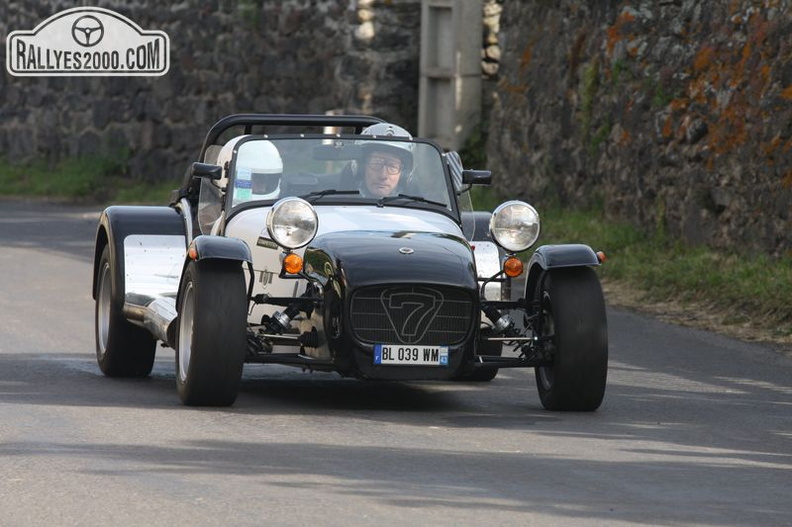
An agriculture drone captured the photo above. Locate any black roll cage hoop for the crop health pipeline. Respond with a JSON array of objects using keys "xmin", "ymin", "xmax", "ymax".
[{"xmin": 198, "ymin": 114, "xmax": 386, "ymax": 161}]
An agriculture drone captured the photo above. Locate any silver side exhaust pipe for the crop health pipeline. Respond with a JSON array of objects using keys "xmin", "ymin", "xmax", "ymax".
[{"xmin": 124, "ymin": 296, "xmax": 178, "ymax": 347}]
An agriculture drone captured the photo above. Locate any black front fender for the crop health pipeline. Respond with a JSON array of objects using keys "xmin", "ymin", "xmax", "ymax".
[
  {"xmin": 189, "ymin": 235, "xmax": 252, "ymax": 264},
  {"xmin": 525, "ymin": 244, "xmax": 600, "ymax": 298},
  {"xmin": 175, "ymin": 235, "xmax": 254, "ymax": 311}
]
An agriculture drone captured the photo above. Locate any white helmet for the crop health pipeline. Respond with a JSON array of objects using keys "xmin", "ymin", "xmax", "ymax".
[
  {"xmin": 216, "ymin": 136, "xmax": 283, "ymax": 204},
  {"xmin": 359, "ymin": 122, "xmax": 414, "ymax": 174}
]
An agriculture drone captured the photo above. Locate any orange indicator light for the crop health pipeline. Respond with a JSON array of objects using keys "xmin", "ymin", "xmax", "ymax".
[
  {"xmin": 188, "ymin": 245, "xmax": 198, "ymax": 260},
  {"xmin": 503, "ymin": 256, "xmax": 524, "ymax": 278},
  {"xmin": 596, "ymin": 251, "xmax": 607, "ymax": 263},
  {"xmin": 283, "ymin": 253, "xmax": 303, "ymax": 274}
]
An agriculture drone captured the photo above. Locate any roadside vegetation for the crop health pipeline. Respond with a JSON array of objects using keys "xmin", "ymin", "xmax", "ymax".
[
  {"xmin": 1, "ymin": 155, "xmax": 789, "ymax": 348},
  {"xmin": 0, "ymin": 154, "xmax": 178, "ymax": 205}
]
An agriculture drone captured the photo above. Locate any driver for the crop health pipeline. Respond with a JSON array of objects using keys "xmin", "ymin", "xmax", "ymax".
[
  {"xmin": 362, "ymin": 149, "xmax": 405, "ymax": 197},
  {"xmin": 357, "ymin": 123, "xmax": 414, "ymax": 198}
]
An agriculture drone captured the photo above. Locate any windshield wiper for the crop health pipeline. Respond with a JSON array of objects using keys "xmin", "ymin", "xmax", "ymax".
[
  {"xmin": 376, "ymin": 193, "xmax": 447, "ymax": 208},
  {"xmin": 300, "ymin": 189, "xmax": 360, "ymax": 203}
]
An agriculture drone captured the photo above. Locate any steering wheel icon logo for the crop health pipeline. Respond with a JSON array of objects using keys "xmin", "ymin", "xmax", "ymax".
[{"xmin": 71, "ymin": 15, "xmax": 104, "ymax": 47}]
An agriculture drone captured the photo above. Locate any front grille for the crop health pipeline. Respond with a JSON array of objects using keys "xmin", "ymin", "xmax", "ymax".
[{"xmin": 350, "ymin": 285, "xmax": 474, "ymax": 345}]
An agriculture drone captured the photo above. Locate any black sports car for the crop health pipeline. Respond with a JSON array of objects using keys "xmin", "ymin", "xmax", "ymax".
[{"xmin": 92, "ymin": 113, "xmax": 608, "ymax": 409}]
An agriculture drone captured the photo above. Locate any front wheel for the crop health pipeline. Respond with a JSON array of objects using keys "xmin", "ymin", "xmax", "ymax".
[
  {"xmin": 534, "ymin": 267, "xmax": 608, "ymax": 411},
  {"xmin": 95, "ymin": 245, "xmax": 156, "ymax": 377},
  {"xmin": 176, "ymin": 259, "xmax": 248, "ymax": 406}
]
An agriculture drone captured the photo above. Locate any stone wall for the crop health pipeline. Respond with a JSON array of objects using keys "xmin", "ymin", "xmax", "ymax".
[
  {"xmin": 487, "ymin": 0, "xmax": 791, "ymax": 256},
  {"xmin": 5, "ymin": 0, "xmax": 785, "ymax": 255},
  {"xmin": 0, "ymin": 0, "xmax": 422, "ymax": 179}
]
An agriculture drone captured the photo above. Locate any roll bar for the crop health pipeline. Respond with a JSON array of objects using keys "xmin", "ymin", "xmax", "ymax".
[{"xmin": 199, "ymin": 114, "xmax": 386, "ymax": 160}]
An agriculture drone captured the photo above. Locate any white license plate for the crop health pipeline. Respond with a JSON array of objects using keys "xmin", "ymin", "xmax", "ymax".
[{"xmin": 374, "ymin": 345, "xmax": 449, "ymax": 366}]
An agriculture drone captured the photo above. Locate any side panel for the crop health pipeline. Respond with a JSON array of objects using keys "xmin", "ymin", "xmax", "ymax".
[
  {"xmin": 93, "ymin": 205, "xmax": 186, "ymax": 302},
  {"xmin": 124, "ymin": 234, "xmax": 187, "ymax": 306},
  {"xmin": 460, "ymin": 211, "xmax": 507, "ymax": 301}
]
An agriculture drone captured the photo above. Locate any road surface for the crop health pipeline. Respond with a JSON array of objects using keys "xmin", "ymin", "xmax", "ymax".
[{"xmin": 0, "ymin": 200, "xmax": 790, "ymax": 526}]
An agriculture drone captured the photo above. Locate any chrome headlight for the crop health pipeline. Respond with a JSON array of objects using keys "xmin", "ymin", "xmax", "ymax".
[
  {"xmin": 489, "ymin": 200, "xmax": 540, "ymax": 253},
  {"xmin": 266, "ymin": 197, "xmax": 318, "ymax": 249}
]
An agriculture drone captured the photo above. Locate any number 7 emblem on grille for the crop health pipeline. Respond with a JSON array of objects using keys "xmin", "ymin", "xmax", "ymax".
[{"xmin": 379, "ymin": 286, "xmax": 445, "ymax": 344}]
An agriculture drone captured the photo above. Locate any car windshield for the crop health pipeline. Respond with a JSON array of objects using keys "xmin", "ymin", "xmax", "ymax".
[{"xmin": 226, "ymin": 136, "xmax": 455, "ymax": 212}]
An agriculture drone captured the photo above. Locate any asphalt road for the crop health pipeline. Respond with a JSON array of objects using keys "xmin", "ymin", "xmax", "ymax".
[{"xmin": 1, "ymin": 200, "xmax": 790, "ymax": 526}]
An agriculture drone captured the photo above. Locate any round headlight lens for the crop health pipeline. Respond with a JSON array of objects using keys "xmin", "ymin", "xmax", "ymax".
[
  {"xmin": 489, "ymin": 200, "xmax": 540, "ymax": 253},
  {"xmin": 266, "ymin": 197, "xmax": 318, "ymax": 249}
]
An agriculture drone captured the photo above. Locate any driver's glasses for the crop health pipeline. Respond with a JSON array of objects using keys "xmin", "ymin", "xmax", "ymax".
[{"xmin": 367, "ymin": 157, "xmax": 403, "ymax": 176}]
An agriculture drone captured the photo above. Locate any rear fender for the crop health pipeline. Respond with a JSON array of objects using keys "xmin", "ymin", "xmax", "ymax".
[
  {"xmin": 92, "ymin": 206, "xmax": 186, "ymax": 303},
  {"xmin": 524, "ymin": 244, "xmax": 600, "ymax": 298}
]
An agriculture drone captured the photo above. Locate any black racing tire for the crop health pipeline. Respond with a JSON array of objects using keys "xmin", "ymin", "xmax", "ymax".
[
  {"xmin": 454, "ymin": 327, "xmax": 502, "ymax": 382},
  {"xmin": 175, "ymin": 259, "xmax": 248, "ymax": 406},
  {"xmin": 534, "ymin": 267, "xmax": 608, "ymax": 411},
  {"xmin": 95, "ymin": 244, "xmax": 157, "ymax": 377}
]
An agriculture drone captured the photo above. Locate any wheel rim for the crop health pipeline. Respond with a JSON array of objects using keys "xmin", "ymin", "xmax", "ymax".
[
  {"xmin": 178, "ymin": 282, "xmax": 195, "ymax": 383},
  {"xmin": 97, "ymin": 262, "xmax": 112, "ymax": 357},
  {"xmin": 537, "ymin": 292, "xmax": 556, "ymax": 390}
]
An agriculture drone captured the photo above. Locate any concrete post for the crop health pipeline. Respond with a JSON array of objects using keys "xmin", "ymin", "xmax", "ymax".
[{"xmin": 418, "ymin": 0, "xmax": 482, "ymax": 151}]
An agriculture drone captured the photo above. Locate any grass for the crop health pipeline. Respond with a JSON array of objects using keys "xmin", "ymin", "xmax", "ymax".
[
  {"xmin": 0, "ymin": 155, "xmax": 180, "ymax": 205},
  {"xmin": 471, "ymin": 187, "xmax": 792, "ymax": 344}
]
